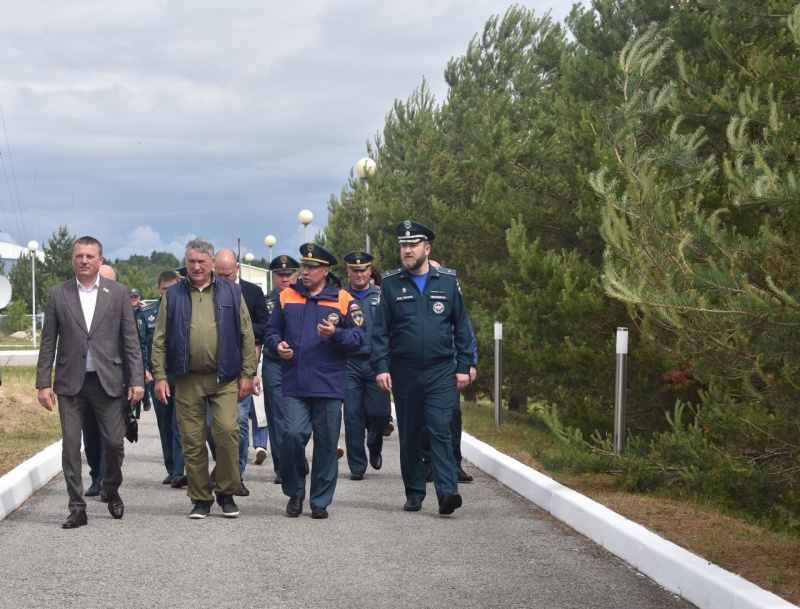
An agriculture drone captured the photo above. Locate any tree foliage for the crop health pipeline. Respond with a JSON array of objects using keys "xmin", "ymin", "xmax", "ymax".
[{"xmin": 258, "ymin": 2, "xmax": 800, "ymax": 526}]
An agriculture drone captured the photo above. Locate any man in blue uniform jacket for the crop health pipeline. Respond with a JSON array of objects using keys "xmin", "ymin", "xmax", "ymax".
[
  {"xmin": 265, "ymin": 243, "xmax": 365, "ymax": 519},
  {"xmin": 371, "ymin": 220, "xmax": 473, "ymax": 516}
]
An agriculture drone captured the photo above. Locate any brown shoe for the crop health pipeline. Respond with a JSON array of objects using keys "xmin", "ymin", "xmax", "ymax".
[{"xmin": 62, "ymin": 510, "xmax": 88, "ymax": 529}]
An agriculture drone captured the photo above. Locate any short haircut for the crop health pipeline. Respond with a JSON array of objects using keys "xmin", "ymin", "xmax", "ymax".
[
  {"xmin": 158, "ymin": 270, "xmax": 181, "ymax": 285},
  {"xmin": 185, "ymin": 236, "xmax": 214, "ymax": 259},
  {"xmin": 74, "ymin": 236, "xmax": 103, "ymax": 257},
  {"xmin": 370, "ymin": 264, "xmax": 382, "ymax": 286}
]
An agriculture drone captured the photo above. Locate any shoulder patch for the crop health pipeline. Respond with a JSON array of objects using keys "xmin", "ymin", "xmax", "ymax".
[{"xmin": 382, "ymin": 268, "xmax": 401, "ymax": 279}]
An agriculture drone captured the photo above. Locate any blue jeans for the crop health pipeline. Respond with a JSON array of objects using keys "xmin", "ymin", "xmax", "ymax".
[{"xmin": 237, "ymin": 395, "xmax": 268, "ymax": 477}]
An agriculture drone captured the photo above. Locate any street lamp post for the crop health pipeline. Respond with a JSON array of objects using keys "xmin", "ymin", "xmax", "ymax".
[
  {"xmin": 355, "ymin": 157, "xmax": 377, "ymax": 254},
  {"xmin": 27, "ymin": 240, "xmax": 38, "ymax": 348},
  {"xmin": 264, "ymin": 234, "xmax": 276, "ymax": 293},
  {"xmin": 298, "ymin": 210, "xmax": 314, "ymax": 243},
  {"xmin": 244, "ymin": 253, "xmax": 254, "ymax": 283}
]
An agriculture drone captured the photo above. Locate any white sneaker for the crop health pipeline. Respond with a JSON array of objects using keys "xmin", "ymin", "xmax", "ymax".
[{"xmin": 254, "ymin": 447, "xmax": 267, "ymax": 465}]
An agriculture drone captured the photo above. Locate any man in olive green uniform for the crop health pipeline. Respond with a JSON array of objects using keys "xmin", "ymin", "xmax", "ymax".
[
  {"xmin": 152, "ymin": 237, "xmax": 257, "ymax": 519},
  {"xmin": 371, "ymin": 220, "xmax": 472, "ymax": 516}
]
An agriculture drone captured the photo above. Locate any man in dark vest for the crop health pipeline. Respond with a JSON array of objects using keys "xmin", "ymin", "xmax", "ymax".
[{"xmin": 152, "ymin": 237, "xmax": 256, "ymax": 519}]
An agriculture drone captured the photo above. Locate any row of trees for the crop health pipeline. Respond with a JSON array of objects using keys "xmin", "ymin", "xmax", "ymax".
[{"xmin": 322, "ymin": 1, "xmax": 800, "ymax": 530}]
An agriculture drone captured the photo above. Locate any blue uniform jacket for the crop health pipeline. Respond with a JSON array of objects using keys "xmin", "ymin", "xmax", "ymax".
[
  {"xmin": 265, "ymin": 280, "xmax": 366, "ymax": 399},
  {"xmin": 370, "ymin": 265, "xmax": 472, "ymax": 375}
]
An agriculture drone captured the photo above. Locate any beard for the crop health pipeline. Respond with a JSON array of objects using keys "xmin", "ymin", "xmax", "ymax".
[{"xmin": 402, "ymin": 251, "xmax": 426, "ymax": 272}]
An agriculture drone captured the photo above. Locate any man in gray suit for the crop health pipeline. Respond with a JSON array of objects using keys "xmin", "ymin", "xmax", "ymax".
[{"xmin": 36, "ymin": 236, "xmax": 145, "ymax": 529}]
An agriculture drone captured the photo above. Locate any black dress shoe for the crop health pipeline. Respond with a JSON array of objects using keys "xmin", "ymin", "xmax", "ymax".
[
  {"xmin": 438, "ymin": 492, "xmax": 463, "ymax": 515},
  {"xmin": 286, "ymin": 497, "xmax": 303, "ymax": 517},
  {"xmin": 100, "ymin": 489, "xmax": 108, "ymax": 503},
  {"xmin": 171, "ymin": 475, "xmax": 188, "ymax": 488},
  {"xmin": 369, "ymin": 451, "xmax": 382, "ymax": 471},
  {"xmin": 350, "ymin": 472, "xmax": 364, "ymax": 481},
  {"xmin": 106, "ymin": 492, "xmax": 124, "ymax": 519},
  {"xmin": 84, "ymin": 482, "xmax": 101, "ymax": 497},
  {"xmin": 457, "ymin": 467, "xmax": 474, "ymax": 483},
  {"xmin": 311, "ymin": 506, "xmax": 328, "ymax": 519},
  {"xmin": 273, "ymin": 475, "xmax": 282, "ymax": 484},
  {"xmin": 235, "ymin": 482, "xmax": 250, "ymax": 496},
  {"xmin": 424, "ymin": 466, "xmax": 433, "ymax": 483},
  {"xmin": 162, "ymin": 474, "xmax": 174, "ymax": 485},
  {"xmin": 403, "ymin": 498, "xmax": 423, "ymax": 512},
  {"xmin": 61, "ymin": 510, "xmax": 88, "ymax": 529}
]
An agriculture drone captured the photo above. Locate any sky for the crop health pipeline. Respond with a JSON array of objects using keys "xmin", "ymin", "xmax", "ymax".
[{"xmin": 0, "ymin": 0, "xmax": 579, "ymax": 264}]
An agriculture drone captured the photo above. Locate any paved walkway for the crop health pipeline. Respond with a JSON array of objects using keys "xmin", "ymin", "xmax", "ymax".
[{"xmin": 0, "ymin": 410, "xmax": 694, "ymax": 609}]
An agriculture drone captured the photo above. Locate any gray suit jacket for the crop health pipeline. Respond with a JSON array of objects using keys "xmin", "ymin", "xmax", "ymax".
[{"xmin": 36, "ymin": 276, "xmax": 145, "ymax": 397}]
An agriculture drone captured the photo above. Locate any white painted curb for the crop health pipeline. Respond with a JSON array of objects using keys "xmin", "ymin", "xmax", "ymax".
[
  {"xmin": 0, "ymin": 440, "xmax": 62, "ymax": 521},
  {"xmin": 461, "ymin": 432, "xmax": 796, "ymax": 609}
]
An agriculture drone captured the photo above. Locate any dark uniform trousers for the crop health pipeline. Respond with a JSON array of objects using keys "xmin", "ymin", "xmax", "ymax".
[
  {"xmin": 261, "ymin": 356, "xmax": 285, "ymax": 475},
  {"xmin": 390, "ymin": 359, "xmax": 458, "ymax": 502},
  {"xmin": 280, "ymin": 396, "xmax": 342, "ymax": 509},
  {"xmin": 344, "ymin": 354, "xmax": 391, "ymax": 474}
]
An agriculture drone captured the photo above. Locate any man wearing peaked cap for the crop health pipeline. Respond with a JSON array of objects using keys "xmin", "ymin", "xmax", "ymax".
[
  {"xmin": 269, "ymin": 255, "xmax": 300, "ymax": 274},
  {"xmin": 396, "ymin": 220, "xmax": 436, "ymax": 244},
  {"xmin": 371, "ymin": 219, "xmax": 473, "ymax": 516},
  {"xmin": 262, "ymin": 254, "xmax": 300, "ymax": 484},
  {"xmin": 299, "ymin": 242, "xmax": 337, "ymax": 266},
  {"xmin": 341, "ymin": 250, "xmax": 391, "ymax": 481},
  {"xmin": 265, "ymin": 242, "xmax": 366, "ymax": 519}
]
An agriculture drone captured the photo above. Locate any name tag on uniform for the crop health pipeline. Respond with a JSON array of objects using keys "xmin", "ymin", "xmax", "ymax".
[
  {"xmin": 429, "ymin": 294, "xmax": 447, "ymax": 301},
  {"xmin": 395, "ymin": 295, "xmax": 415, "ymax": 302}
]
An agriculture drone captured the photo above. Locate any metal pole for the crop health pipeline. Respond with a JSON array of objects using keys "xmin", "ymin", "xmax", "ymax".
[
  {"xmin": 268, "ymin": 246, "xmax": 273, "ymax": 293},
  {"xmin": 613, "ymin": 327, "xmax": 628, "ymax": 455},
  {"xmin": 494, "ymin": 322, "xmax": 503, "ymax": 426},
  {"xmin": 31, "ymin": 255, "xmax": 36, "ymax": 349},
  {"xmin": 365, "ymin": 181, "xmax": 371, "ymax": 254}
]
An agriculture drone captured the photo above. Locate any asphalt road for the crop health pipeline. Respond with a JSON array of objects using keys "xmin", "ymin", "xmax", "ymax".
[{"xmin": 0, "ymin": 401, "xmax": 695, "ymax": 609}]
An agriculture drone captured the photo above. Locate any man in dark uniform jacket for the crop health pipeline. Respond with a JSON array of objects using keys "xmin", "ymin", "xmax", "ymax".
[
  {"xmin": 262, "ymin": 254, "xmax": 300, "ymax": 484},
  {"xmin": 371, "ymin": 221, "xmax": 472, "ymax": 516},
  {"xmin": 342, "ymin": 250, "xmax": 390, "ymax": 480}
]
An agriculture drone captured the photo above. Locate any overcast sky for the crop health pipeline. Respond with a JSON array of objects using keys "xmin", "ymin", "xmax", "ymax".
[{"xmin": 0, "ymin": 0, "xmax": 578, "ymax": 264}]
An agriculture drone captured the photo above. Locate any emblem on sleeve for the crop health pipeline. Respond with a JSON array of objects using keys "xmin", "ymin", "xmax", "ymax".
[
  {"xmin": 326, "ymin": 312, "xmax": 341, "ymax": 325},
  {"xmin": 352, "ymin": 309, "xmax": 364, "ymax": 326}
]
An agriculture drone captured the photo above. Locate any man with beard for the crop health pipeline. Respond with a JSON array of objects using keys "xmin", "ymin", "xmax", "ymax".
[{"xmin": 371, "ymin": 221, "xmax": 472, "ymax": 516}]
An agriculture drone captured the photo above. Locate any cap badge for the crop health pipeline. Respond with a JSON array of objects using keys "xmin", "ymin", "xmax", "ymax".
[
  {"xmin": 404, "ymin": 220, "xmax": 412, "ymax": 229},
  {"xmin": 280, "ymin": 255, "xmax": 287, "ymax": 263},
  {"xmin": 307, "ymin": 244, "xmax": 315, "ymax": 253}
]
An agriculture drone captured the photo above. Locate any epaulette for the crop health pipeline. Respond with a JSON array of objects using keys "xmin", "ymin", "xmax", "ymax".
[
  {"xmin": 436, "ymin": 267, "xmax": 457, "ymax": 276},
  {"xmin": 382, "ymin": 268, "xmax": 402, "ymax": 279}
]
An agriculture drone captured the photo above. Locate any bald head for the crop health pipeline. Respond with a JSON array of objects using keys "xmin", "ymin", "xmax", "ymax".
[
  {"xmin": 429, "ymin": 260, "xmax": 441, "ymax": 268},
  {"xmin": 214, "ymin": 248, "xmax": 239, "ymax": 281},
  {"xmin": 99, "ymin": 264, "xmax": 118, "ymax": 281}
]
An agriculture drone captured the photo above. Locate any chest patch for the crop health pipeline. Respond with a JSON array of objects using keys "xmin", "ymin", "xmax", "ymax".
[
  {"xmin": 432, "ymin": 302, "xmax": 445, "ymax": 314},
  {"xmin": 326, "ymin": 312, "xmax": 341, "ymax": 325}
]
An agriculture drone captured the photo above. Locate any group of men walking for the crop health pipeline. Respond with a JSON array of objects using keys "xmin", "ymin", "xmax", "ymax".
[{"xmin": 35, "ymin": 219, "xmax": 476, "ymax": 527}]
